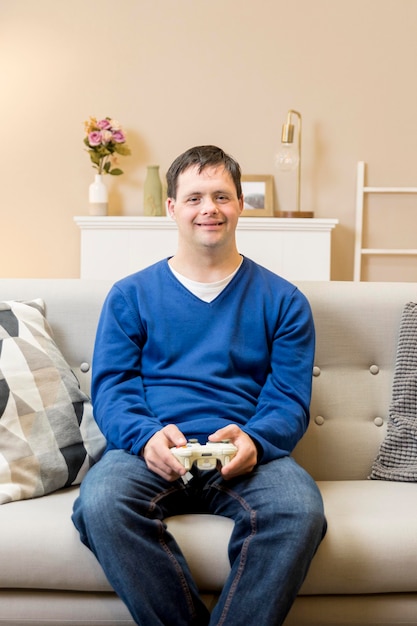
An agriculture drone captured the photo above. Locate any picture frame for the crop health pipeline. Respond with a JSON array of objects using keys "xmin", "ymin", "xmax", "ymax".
[{"xmin": 241, "ymin": 175, "xmax": 274, "ymax": 217}]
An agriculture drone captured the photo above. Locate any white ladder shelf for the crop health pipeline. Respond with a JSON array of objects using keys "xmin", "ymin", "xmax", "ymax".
[{"xmin": 354, "ymin": 161, "xmax": 417, "ymax": 281}]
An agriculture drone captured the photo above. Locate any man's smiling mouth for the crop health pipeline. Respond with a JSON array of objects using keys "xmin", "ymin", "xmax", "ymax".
[{"xmin": 195, "ymin": 221, "xmax": 224, "ymax": 226}]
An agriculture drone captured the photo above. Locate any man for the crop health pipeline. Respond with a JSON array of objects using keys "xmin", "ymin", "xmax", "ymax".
[{"xmin": 72, "ymin": 145, "xmax": 326, "ymax": 626}]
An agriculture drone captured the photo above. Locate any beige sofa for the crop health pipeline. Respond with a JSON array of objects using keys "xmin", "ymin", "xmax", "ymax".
[{"xmin": 0, "ymin": 278, "xmax": 417, "ymax": 626}]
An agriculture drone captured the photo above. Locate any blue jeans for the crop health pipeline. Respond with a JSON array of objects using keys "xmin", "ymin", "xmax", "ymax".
[{"xmin": 72, "ymin": 450, "xmax": 325, "ymax": 626}]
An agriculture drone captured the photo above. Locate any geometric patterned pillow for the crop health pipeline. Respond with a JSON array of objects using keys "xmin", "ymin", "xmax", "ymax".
[{"xmin": 0, "ymin": 299, "xmax": 106, "ymax": 504}]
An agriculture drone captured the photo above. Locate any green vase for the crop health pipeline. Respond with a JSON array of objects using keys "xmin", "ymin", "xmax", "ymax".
[{"xmin": 143, "ymin": 165, "xmax": 164, "ymax": 216}]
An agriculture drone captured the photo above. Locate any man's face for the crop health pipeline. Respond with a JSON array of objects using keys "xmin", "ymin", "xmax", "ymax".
[{"xmin": 166, "ymin": 165, "xmax": 243, "ymax": 251}]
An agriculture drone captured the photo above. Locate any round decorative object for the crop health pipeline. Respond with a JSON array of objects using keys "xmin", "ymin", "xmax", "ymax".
[
  {"xmin": 89, "ymin": 174, "xmax": 108, "ymax": 216},
  {"xmin": 143, "ymin": 165, "xmax": 164, "ymax": 216}
]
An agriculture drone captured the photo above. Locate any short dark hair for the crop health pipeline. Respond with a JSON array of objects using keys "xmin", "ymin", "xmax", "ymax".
[{"xmin": 166, "ymin": 145, "xmax": 242, "ymax": 200}]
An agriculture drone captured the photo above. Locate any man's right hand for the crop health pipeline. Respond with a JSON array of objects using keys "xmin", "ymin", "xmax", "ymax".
[{"xmin": 142, "ymin": 425, "xmax": 188, "ymax": 481}]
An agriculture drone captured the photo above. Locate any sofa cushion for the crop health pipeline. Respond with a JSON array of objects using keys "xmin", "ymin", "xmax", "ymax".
[
  {"xmin": 0, "ymin": 300, "xmax": 105, "ymax": 504},
  {"xmin": 0, "ymin": 487, "xmax": 111, "ymax": 591},
  {"xmin": 301, "ymin": 480, "xmax": 417, "ymax": 595},
  {"xmin": 370, "ymin": 301, "xmax": 417, "ymax": 481},
  {"xmin": 0, "ymin": 485, "xmax": 233, "ymax": 593},
  {"xmin": 2, "ymin": 479, "xmax": 417, "ymax": 597}
]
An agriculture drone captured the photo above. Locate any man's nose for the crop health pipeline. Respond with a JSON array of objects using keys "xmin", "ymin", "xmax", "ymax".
[{"xmin": 200, "ymin": 197, "xmax": 219, "ymax": 214}]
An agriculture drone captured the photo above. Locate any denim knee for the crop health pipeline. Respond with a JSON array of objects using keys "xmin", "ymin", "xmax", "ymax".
[{"xmin": 72, "ymin": 450, "xmax": 139, "ymax": 544}]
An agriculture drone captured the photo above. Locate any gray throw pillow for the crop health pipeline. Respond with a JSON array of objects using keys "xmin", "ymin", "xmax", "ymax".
[{"xmin": 370, "ymin": 301, "xmax": 417, "ymax": 481}]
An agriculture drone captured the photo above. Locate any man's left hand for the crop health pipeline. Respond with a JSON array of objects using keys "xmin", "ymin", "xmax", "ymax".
[{"xmin": 208, "ymin": 424, "xmax": 258, "ymax": 479}]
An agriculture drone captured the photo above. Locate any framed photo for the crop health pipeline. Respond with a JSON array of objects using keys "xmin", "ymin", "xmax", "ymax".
[{"xmin": 241, "ymin": 175, "xmax": 274, "ymax": 217}]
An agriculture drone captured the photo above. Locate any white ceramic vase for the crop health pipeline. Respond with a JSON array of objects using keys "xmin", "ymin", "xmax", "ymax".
[{"xmin": 89, "ymin": 174, "xmax": 108, "ymax": 216}]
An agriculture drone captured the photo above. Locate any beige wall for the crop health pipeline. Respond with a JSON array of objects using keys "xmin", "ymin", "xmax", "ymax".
[{"xmin": 1, "ymin": 0, "xmax": 417, "ymax": 280}]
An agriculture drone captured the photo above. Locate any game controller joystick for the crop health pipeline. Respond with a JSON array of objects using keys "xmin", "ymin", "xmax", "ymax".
[{"xmin": 171, "ymin": 439, "xmax": 237, "ymax": 471}]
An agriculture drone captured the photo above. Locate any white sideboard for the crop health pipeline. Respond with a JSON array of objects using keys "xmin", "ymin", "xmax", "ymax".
[{"xmin": 74, "ymin": 216, "xmax": 338, "ymax": 281}]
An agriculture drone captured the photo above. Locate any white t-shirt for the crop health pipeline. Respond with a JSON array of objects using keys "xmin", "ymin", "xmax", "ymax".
[{"xmin": 169, "ymin": 258, "xmax": 243, "ymax": 302}]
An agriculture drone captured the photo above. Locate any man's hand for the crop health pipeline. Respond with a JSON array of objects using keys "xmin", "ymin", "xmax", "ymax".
[
  {"xmin": 142, "ymin": 425, "xmax": 188, "ymax": 481},
  {"xmin": 208, "ymin": 424, "xmax": 258, "ymax": 479}
]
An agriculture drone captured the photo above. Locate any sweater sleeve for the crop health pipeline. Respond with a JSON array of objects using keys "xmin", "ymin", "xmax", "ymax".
[
  {"xmin": 91, "ymin": 284, "xmax": 162, "ymax": 454},
  {"xmin": 242, "ymin": 287, "xmax": 315, "ymax": 463}
]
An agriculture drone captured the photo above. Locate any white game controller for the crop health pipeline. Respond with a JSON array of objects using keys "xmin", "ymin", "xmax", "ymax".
[{"xmin": 171, "ymin": 439, "xmax": 237, "ymax": 471}]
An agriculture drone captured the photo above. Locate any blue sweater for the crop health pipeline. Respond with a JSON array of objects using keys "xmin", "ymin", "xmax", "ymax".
[{"xmin": 91, "ymin": 257, "xmax": 315, "ymax": 464}]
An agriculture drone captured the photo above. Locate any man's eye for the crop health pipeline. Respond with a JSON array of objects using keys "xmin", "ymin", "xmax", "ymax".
[
  {"xmin": 217, "ymin": 194, "xmax": 229, "ymax": 202},
  {"xmin": 188, "ymin": 196, "xmax": 200, "ymax": 203}
]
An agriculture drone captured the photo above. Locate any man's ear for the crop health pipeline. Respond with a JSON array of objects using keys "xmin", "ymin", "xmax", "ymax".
[
  {"xmin": 238, "ymin": 194, "xmax": 244, "ymax": 214},
  {"xmin": 166, "ymin": 198, "xmax": 176, "ymax": 219}
]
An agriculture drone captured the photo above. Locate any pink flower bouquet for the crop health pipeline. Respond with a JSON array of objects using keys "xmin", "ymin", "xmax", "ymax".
[{"xmin": 84, "ymin": 117, "xmax": 131, "ymax": 175}]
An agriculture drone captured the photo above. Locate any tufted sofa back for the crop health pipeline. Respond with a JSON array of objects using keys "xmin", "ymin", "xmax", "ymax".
[
  {"xmin": 293, "ymin": 281, "xmax": 417, "ymax": 481},
  {"xmin": 1, "ymin": 278, "xmax": 415, "ymax": 484},
  {"xmin": 0, "ymin": 279, "xmax": 112, "ymax": 398}
]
